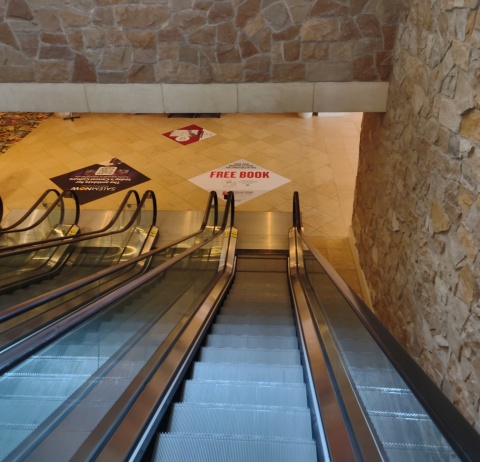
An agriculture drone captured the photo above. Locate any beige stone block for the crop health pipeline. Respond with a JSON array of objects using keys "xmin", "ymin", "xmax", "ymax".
[{"xmin": 431, "ymin": 200, "xmax": 451, "ymax": 233}]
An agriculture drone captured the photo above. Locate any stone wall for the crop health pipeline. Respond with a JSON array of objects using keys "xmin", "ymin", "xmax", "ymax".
[
  {"xmin": 353, "ymin": 0, "xmax": 480, "ymax": 428},
  {"xmin": 1, "ymin": 0, "xmax": 400, "ymax": 84}
]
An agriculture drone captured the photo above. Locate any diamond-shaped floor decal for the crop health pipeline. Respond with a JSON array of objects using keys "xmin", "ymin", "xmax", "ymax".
[{"xmin": 189, "ymin": 159, "xmax": 290, "ymax": 206}]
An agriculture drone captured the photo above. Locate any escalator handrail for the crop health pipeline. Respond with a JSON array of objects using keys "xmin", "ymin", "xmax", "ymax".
[
  {"xmin": 0, "ymin": 190, "xmax": 220, "ymax": 324},
  {"xmin": 0, "ymin": 189, "xmax": 142, "ymax": 252},
  {"xmin": 0, "ymin": 191, "xmax": 234, "ymax": 373},
  {"xmin": 293, "ymin": 190, "xmax": 301, "ymax": 230},
  {"xmin": 292, "ymin": 192, "xmax": 480, "ymax": 461},
  {"xmin": 0, "ymin": 196, "xmax": 3, "ymax": 226},
  {"xmin": 0, "ymin": 190, "xmax": 155, "ymax": 260},
  {"xmin": 0, "ymin": 188, "xmax": 61, "ymax": 232},
  {"xmin": 0, "ymin": 189, "xmax": 80, "ymax": 233}
]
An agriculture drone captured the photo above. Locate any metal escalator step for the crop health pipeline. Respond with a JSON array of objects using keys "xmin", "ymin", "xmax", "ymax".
[
  {"xmin": 153, "ymin": 433, "xmax": 317, "ymax": 462},
  {"xmin": 340, "ymin": 351, "xmax": 394, "ymax": 370},
  {"xmin": 199, "ymin": 347, "xmax": 300, "ymax": 365},
  {"xmin": 43, "ymin": 343, "xmax": 121, "ymax": 358},
  {"xmin": 9, "ymin": 358, "xmax": 145, "ymax": 380},
  {"xmin": 182, "ymin": 380, "xmax": 308, "ymax": 407},
  {"xmin": 168, "ymin": 403, "xmax": 313, "ymax": 439},
  {"xmin": 219, "ymin": 306, "xmax": 292, "ymax": 316},
  {"xmin": 206, "ymin": 334, "xmax": 298, "ymax": 350},
  {"xmin": 215, "ymin": 314, "xmax": 294, "ymax": 326},
  {"xmin": 0, "ymin": 397, "xmax": 65, "ymax": 426},
  {"xmin": 11, "ymin": 357, "xmax": 108, "ymax": 376},
  {"xmin": 331, "ymin": 336, "xmax": 383, "ymax": 354},
  {"xmin": 222, "ymin": 300, "xmax": 291, "ymax": 310},
  {"xmin": 350, "ymin": 368, "xmax": 410, "ymax": 390},
  {"xmin": 0, "ymin": 375, "xmax": 86, "ymax": 399},
  {"xmin": 228, "ymin": 286, "xmax": 287, "ymax": 294},
  {"xmin": 227, "ymin": 293, "xmax": 288, "ymax": 302},
  {"xmin": 235, "ymin": 258, "xmax": 287, "ymax": 272},
  {"xmin": 0, "ymin": 428, "xmax": 34, "ymax": 461},
  {"xmin": 212, "ymin": 324, "xmax": 296, "ymax": 337},
  {"xmin": 359, "ymin": 388, "xmax": 429, "ymax": 417},
  {"xmin": 228, "ymin": 286, "xmax": 289, "ymax": 295},
  {"xmin": 369, "ymin": 414, "xmax": 457, "ymax": 461},
  {"xmin": 64, "ymin": 332, "xmax": 135, "ymax": 345},
  {"xmin": 192, "ymin": 362, "xmax": 304, "ymax": 383}
]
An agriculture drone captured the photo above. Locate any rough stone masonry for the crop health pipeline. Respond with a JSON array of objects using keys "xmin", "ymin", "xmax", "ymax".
[
  {"xmin": 0, "ymin": 0, "xmax": 400, "ymax": 83},
  {"xmin": 354, "ymin": 0, "xmax": 480, "ymax": 430}
]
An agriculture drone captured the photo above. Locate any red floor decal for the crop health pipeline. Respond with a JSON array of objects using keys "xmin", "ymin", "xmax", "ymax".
[{"xmin": 163, "ymin": 124, "xmax": 216, "ymax": 145}]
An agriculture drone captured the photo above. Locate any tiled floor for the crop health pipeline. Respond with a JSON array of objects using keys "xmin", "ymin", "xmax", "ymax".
[{"xmin": 0, "ymin": 112, "xmax": 363, "ymax": 295}]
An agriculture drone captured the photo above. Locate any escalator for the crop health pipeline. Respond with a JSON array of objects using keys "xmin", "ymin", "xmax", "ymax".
[
  {"xmin": 0, "ymin": 192, "xmax": 479, "ymax": 461},
  {"xmin": 0, "ymin": 193, "xmax": 235, "ymax": 461},
  {"xmin": 0, "ymin": 190, "xmax": 156, "ymax": 300},
  {"xmin": 0, "ymin": 189, "xmax": 80, "ymax": 248},
  {"xmin": 153, "ymin": 253, "xmax": 319, "ymax": 461},
  {"xmin": 0, "ymin": 189, "xmax": 142, "ymax": 253},
  {"xmin": 0, "ymin": 191, "xmax": 220, "ymax": 356}
]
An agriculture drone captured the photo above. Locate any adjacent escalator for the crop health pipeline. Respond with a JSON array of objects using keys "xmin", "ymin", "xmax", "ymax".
[
  {"xmin": 0, "ymin": 191, "xmax": 220, "ymax": 356},
  {"xmin": 0, "ymin": 193, "xmax": 235, "ymax": 461},
  {"xmin": 0, "ymin": 190, "xmax": 156, "ymax": 299},
  {"xmin": 0, "ymin": 189, "xmax": 80, "ymax": 248},
  {"xmin": 0, "ymin": 189, "xmax": 141, "ymax": 253}
]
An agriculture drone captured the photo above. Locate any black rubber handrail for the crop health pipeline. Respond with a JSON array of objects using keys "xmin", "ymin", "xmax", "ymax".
[
  {"xmin": 0, "ymin": 191, "xmax": 219, "ymax": 325},
  {"xmin": 0, "ymin": 189, "xmax": 61, "ymax": 232},
  {"xmin": 0, "ymin": 191, "xmax": 233, "ymax": 373},
  {"xmin": 0, "ymin": 189, "xmax": 80, "ymax": 234},
  {"xmin": 0, "ymin": 196, "xmax": 3, "ymax": 226},
  {"xmin": 0, "ymin": 189, "xmax": 141, "ymax": 253},
  {"xmin": 0, "ymin": 190, "xmax": 155, "ymax": 260},
  {"xmin": 292, "ymin": 191, "xmax": 480, "ymax": 461},
  {"xmin": 0, "ymin": 190, "xmax": 156, "ymax": 298}
]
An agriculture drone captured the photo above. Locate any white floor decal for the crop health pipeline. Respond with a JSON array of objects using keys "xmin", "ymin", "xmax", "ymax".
[{"xmin": 189, "ymin": 159, "xmax": 290, "ymax": 206}]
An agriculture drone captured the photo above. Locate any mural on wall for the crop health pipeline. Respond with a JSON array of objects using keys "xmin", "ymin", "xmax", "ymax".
[{"xmin": 0, "ymin": 0, "xmax": 401, "ymax": 84}]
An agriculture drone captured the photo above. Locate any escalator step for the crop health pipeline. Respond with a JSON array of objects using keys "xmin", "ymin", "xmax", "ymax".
[
  {"xmin": 192, "ymin": 362, "xmax": 304, "ymax": 383},
  {"xmin": 199, "ymin": 347, "xmax": 300, "ymax": 365},
  {"xmin": 0, "ymin": 375, "xmax": 85, "ymax": 398},
  {"xmin": 215, "ymin": 314, "xmax": 294, "ymax": 326},
  {"xmin": 359, "ymin": 388, "xmax": 429, "ymax": 417},
  {"xmin": 182, "ymin": 380, "xmax": 308, "ymax": 407},
  {"xmin": 349, "ymin": 368, "xmax": 410, "ymax": 390},
  {"xmin": 43, "ymin": 343, "xmax": 121, "ymax": 358},
  {"xmin": 212, "ymin": 324, "xmax": 296, "ymax": 337},
  {"xmin": 222, "ymin": 301, "xmax": 292, "ymax": 310},
  {"xmin": 12, "ymin": 357, "xmax": 108, "ymax": 376},
  {"xmin": 227, "ymin": 293, "xmax": 289, "ymax": 302},
  {"xmin": 168, "ymin": 403, "xmax": 313, "ymax": 439},
  {"xmin": 154, "ymin": 433, "xmax": 317, "ymax": 462},
  {"xmin": 369, "ymin": 414, "xmax": 457, "ymax": 461},
  {"xmin": 206, "ymin": 334, "xmax": 298, "ymax": 350},
  {"xmin": 0, "ymin": 428, "xmax": 34, "ymax": 461},
  {"xmin": 0, "ymin": 398, "xmax": 65, "ymax": 426},
  {"xmin": 219, "ymin": 306, "xmax": 292, "ymax": 316},
  {"xmin": 340, "ymin": 351, "xmax": 394, "ymax": 370}
]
